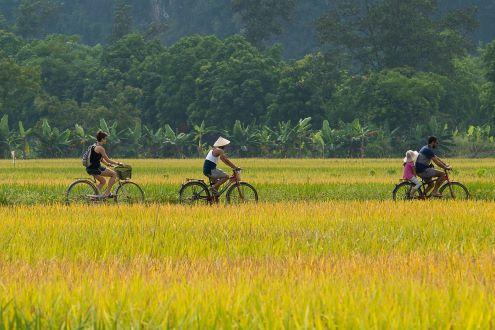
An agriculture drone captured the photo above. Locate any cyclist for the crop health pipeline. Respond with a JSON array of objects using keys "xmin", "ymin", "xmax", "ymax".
[
  {"xmin": 86, "ymin": 131, "xmax": 123, "ymax": 197},
  {"xmin": 203, "ymin": 137, "xmax": 240, "ymax": 196},
  {"xmin": 415, "ymin": 136, "xmax": 451, "ymax": 197}
]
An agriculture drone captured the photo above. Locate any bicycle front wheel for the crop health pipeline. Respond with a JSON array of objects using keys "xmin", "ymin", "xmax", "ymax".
[
  {"xmin": 66, "ymin": 179, "xmax": 98, "ymax": 204},
  {"xmin": 440, "ymin": 182, "xmax": 470, "ymax": 200},
  {"xmin": 115, "ymin": 181, "xmax": 145, "ymax": 204},
  {"xmin": 226, "ymin": 182, "xmax": 258, "ymax": 204}
]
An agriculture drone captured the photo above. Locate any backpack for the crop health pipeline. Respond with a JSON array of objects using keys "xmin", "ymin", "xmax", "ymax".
[{"xmin": 82, "ymin": 144, "xmax": 96, "ymax": 167}]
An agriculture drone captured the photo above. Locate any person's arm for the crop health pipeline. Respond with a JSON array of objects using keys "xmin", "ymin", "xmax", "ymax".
[
  {"xmin": 95, "ymin": 146, "xmax": 121, "ymax": 166},
  {"xmin": 432, "ymin": 156, "xmax": 450, "ymax": 170},
  {"xmin": 218, "ymin": 151, "xmax": 238, "ymax": 170}
]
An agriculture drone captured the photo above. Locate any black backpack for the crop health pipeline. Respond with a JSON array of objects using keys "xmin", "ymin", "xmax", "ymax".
[{"xmin": 82, "ymin": 144, "xmax": 96, "ymax": 167}]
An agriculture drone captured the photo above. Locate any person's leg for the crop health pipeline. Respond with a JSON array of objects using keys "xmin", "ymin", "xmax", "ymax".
[
  {"xmin": 210, "ymin": 169, "xmax": 229, "ymax": 194},
  {"xmin": 418, "ymin": 170, "xmax": 435, "ymax": 196},
  {"xmin": 432, "ymin": 171, "xmax": 447, "ymax": 195},
  {"xmin": 93, "ymin": 175, "xmax": 106, "ymax": 193},
  {"xmin": 410, "ymin": 177, "xmax": 421, "ymax": 194},
  {"xmin": 100, "ymin": 168, "xmax": 117, "ymax": 196}
]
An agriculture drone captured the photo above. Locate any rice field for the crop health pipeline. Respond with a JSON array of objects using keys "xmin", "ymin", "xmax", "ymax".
[
  {"xmin": 1, "ymin": 159, "xmax": 495, "ymax": 327},
  {"xmin": 1, "ymin": 202, "xmax": 495, "ymax": 328},
  {"xmin": 1, "ymin": 158, "xmax": 495, "ymax": 204}
]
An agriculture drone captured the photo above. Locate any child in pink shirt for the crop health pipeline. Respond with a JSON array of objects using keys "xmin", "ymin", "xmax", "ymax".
[{"xmin": 403, "ymin": 150, "xmax": 421, "ymax": 194}]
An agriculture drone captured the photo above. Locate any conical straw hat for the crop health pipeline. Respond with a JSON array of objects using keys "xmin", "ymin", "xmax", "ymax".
[{"xmin": 213, "ymin": 137, "xmax": 231, "ymax": 147}]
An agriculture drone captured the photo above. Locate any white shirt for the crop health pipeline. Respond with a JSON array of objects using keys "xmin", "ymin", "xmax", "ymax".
[{"xmin": 205, "ymin": 150, "xmax": 219, "ymax": 164}]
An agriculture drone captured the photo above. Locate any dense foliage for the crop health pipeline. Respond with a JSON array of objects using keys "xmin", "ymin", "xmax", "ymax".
[{"xmin": 0, "ymin": 0, "xmax": 495, "ymax": 158}]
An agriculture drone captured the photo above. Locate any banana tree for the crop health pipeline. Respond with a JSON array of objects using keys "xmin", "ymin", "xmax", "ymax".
[
  {"xmin": 465, "ymin": 124, "xmax": 493, "ymax": 157},
  {"xmin": 98, "ymin": 118, "xmax": 129, "ymax": 155},
  {"xmin": 311, "ymin": 131, "xmax": 325, "ymax": 158},
  {"xmin": 349, "ymin": 119, "xmax": 377, "ymax": 158},
  {"xmin": 34, "ymin": 119, "xmax": 71, "ymax": 157},
  {"xmin": 293, "ymin": 117, "xmax": 312, "ymax": 157},
  {"xmin": 163, "ymin": 124, "xmax": 190, "ymax": 158},
  {"xmin": 18, "ymin": 121, "xmax": 32, "ymax": 159},
  {"xmin": 256, "ymin": 126, "xmax": 274, "ymax": 156},
  {"xmin": 270, "ymin": 117, "xmax": 312, "ymax": 157},
  {"xmin": 229, "ymin": 120, "xmax": 260, "ymax": 156},
  {"xmin": 126, "ymin": 122, "xmax": 143, "ymax": 157},
  {"xmin": 192, "ymin": 121, "xmax": 215, "ymax": 156},
  {"xmin": 0, "ymin": 115, "xmax": 18, "ymax": 158},
  {"xmin": 73, "ymin": 124, "xmax": 93, "ymax": 153},
  {"xmin": 142, "ymin": 125, "xmax": 166, "ymax": 158}
]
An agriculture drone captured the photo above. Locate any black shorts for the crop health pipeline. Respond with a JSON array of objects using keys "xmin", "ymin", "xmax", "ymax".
[{"xmin": 86, "ymin": 166, "xmax": 106, "ymax": 176}]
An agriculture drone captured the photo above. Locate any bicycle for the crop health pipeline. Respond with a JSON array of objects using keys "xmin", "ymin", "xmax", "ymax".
[
  {"xmin": 66, "ymin": 164, "xmax": 145, "ymax": 204},
  {"xmin": 179, "ymin": 169, "xmax": 258, "ymax": 205},
  {"xmin": 392, "ymin": 169, "xmax": 469, "ymax": 201}
]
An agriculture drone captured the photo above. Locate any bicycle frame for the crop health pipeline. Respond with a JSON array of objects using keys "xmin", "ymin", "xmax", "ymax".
[
  {"xmin": 416, "ymin": 169, "xmax": 452, "ymax": 198},
  {"xmin": 79, "ymin": 176, "xmax": 132, "ymax": 200},
  {"xmin": 212, "ymin": 170, "xmax": 243, "ymax": 198}
]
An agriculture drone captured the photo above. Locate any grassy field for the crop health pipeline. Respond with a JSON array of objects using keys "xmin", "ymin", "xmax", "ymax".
[
  {"xmin": 1, "ymin": 158, "xmax": 495, "ymax": 204},
  {"xmin": 1, "ymin": 159, "xmax": 495, "ymax": 327},
  {"xmin": 1, "ymin": 202, "xmax": 495, "ymax": 327}
]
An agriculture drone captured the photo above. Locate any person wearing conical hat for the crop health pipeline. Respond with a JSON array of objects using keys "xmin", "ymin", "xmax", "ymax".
[{"xmin": 203, "ymin": 136, "xmax": 240, "ymax": 196}]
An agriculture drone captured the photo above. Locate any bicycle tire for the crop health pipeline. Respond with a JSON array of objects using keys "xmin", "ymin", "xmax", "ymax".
[
  {"xmin": 392, "ymin": 181, "xmax": 419, "ymax": 201},
  {"xmin": 66, "ymin": 179, "xmax": 99, "ymax": 205},
  {"xmin": 115, "ymin": 181, "xmax": 145, "ymax": 204},
  {"xmin": 440, "ymin": 182, "xmax": 470, "ymax": 200},
  {"xmin": 179, "ymin": 181, "xmax": 212, "ymax": 205},
  {"xmin": 226, "ymin": 182, "xmax": 258, "ymax": 204}
]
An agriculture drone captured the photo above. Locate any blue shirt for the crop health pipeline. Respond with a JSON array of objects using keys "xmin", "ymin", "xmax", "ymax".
[{"xmin": 415, "ymin": 145, "xmax": 435, "ymax": 173}]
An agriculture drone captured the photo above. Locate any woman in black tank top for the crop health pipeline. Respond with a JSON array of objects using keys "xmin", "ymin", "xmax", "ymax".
[{"xmin": 86, "ymin": 131, "xmax": 123, "ymax": 197}]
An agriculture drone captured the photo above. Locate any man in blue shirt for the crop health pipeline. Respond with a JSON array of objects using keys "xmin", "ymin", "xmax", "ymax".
[{"xmin": 415, "ymin": 136, "xmax": 451, "ymax": 197}]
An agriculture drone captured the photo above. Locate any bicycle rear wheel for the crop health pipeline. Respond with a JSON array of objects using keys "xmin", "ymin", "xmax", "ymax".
[
  {"xmin": 179, "ymin": 181, "xmax": 211, "ymax": 205},
  {"xmin": 392, "ymin": 182, "xmax": 419, "ymax": 201},
  {"xmin": 226, "ymin": 182, "xmax": 258, "ymax": 204},
  {"xmin": 66, "ymin": 179, "xmax": 98, "ymax": 204},
  {"xmin": 115, "ymin": 181, "xmax": 145, "ymax": 204},
  {"xmin": 440, "ymin": 182, "xmax": 470, "ymax": 200}
]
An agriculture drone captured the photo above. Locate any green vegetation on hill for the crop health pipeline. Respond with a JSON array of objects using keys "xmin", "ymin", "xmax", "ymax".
[{"xmin": 0, "ymin": 1, "xmax": 495, "ymax": 158}]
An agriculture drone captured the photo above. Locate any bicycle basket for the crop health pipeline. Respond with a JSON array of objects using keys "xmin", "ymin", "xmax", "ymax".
[{"xmin": 115, "ymin": 165, "xmax": 132, "ymax": 180}]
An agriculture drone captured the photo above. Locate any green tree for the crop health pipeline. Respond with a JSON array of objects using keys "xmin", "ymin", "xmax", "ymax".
[
  {"xmin": 232, "ymin": 0, "xmax": 296, "ymax": 48},
  {"xmin": 163, "ymin": 124, "xmax": 190, "ymax": 158},
  {"xmin": 34, "ymin": 119, "xmax": 71, "ymax": 157},
  {"xmin": 15, "ymin": 0, "xmax": 60, "ymax": 39},
  {"xmin": 229, "ymin": 120, "xmax": 260, "ymax": 156},
  {"xmin": 188, "ymin": 35, "xmax": 279, "ymax": 127},
  {"xmin": 0, "ymin": 56, "xmax": 40, "ymax": 126},
  {"xmin": 317, "ymin": 0, "xmax": 477, "ymax": 74},
  {"xmin": 267, "ymin": 53, "xmax": 337, "ymax": 125},
  {"xmin": 0, "ymin": 115, "xmax": 17, "ymax": 157},
  {"xmin": 192, "ymin": 121, "xmax": 215, "ymax": 156},
  {"xmin": 110, "ymin": 0, "xmax": 133, "ymax": 42},
  {"xmin": 142, "ymin": 125, "xmax": 166, "ymax": 158}
]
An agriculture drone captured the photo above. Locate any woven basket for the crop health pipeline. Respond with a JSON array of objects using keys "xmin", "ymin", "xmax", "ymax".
[{"xmin": 115, "ymin": 165, "xmax": 132, "ymax": 180}]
